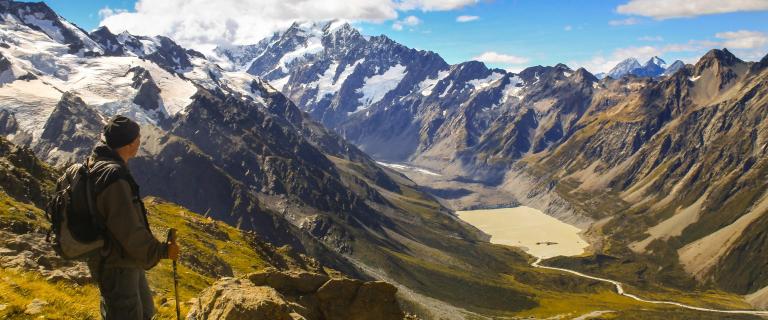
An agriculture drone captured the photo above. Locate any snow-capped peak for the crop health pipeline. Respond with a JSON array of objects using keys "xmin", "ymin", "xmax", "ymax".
[
  {"xmin": 646, "ymin": 56, "xmax": 667, "ymax": 69},
  {"xmin": 607, "ymin": 58, "xmax": 641, "ymax": 79}
]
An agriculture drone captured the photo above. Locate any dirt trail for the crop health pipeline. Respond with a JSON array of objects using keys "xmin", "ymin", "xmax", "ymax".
[{"xmin": 532, "ymin": 258, "xmax": 768, "ymax": 317}]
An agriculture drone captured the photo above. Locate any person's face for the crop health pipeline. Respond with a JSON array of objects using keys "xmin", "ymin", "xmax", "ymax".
[{"xmin": 129, "ymin": 134, "xmax": 141, "ymax": 158}]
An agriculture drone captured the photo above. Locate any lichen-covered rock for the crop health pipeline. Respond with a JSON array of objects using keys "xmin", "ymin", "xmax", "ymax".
[
  {"xmin": 189, "ymin": 269, "xmax": 405, "ymax": 320},
  {"xmin": 187, "ymin": 278, "xmax": 304, "ymax": 320},
  {"xmin": 248, "ymin": 268, "xmax": 329, "ymax": 294}
]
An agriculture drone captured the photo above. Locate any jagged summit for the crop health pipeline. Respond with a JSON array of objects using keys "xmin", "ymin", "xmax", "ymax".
[
  {"xmin": 697, "ymin": 48, "xmax": 743, "ymax": 68},
  {"xmin": 605, "ymin": 55, "xmax": 693, "ymax": 79},
  {"xmin": 647, "ymin": 56, "xmax": 667, "ymax": 68},
  {"xmin": 572, "ymin": 67, "xmax": 598, "ymax": 83},
  {"xmin": 661, "ymin": 60, "xmax": 686, "ymax": 76},
  {"xmin": 606, "ymin": 58, "xmax": 641, "ymax": 79}
]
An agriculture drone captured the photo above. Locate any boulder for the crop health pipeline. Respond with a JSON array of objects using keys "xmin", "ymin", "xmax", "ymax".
[
  {"xmin": 191, "ymin": 270, "xmax": 405, "ymax": 320},
  {"xmin": 187, "ymin": 278, "xmax": 305, "ymax": 320},
  {"xmin": 24, "ymin": 298, "xmax": 47, "ymax": 315},
  {"xmin": 317, "ymin": 279, "xmax": 403, "ymax": 320},
  {"xmin": 248, "ymin": 269, "xmax": 329, "ymax": 294}
]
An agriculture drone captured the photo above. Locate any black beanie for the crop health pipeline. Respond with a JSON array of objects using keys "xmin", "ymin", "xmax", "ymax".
[{"xmin": 104, "ymin": 115, "xmax": 140, "ymax": 149}]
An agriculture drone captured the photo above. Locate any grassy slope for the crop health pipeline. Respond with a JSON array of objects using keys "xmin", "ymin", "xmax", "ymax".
[{"xmin": 0, "ymin": 192, "xmax": 307, "ymax": 319}]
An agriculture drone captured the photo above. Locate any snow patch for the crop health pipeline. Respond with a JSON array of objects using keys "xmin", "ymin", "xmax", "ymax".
[
  {"xmin": 468, "ymin": 72, "xmax": 504, "ymax": 90},
  {"xmin": 418, "ymin": 69, "xmax": 450, "ymax": 96},
  {"xmin": 18, "ymin": 10, "xmax": 65, "ymax": 43},
  {"xmin": 500, "ymin": 75, "xmax": 524, "ymax": 103},
  {"xmin": 0, "ymin": 79, "xmax": 63, "ymax": 142},
  {"xmin": 278, "ymin": 36, "xmax": 323, "ymax": 73},
  {"xmin": 355, "ymin": 64, "xmax": 407, "ymax": 112},
  {"xmin": 269, "ymin": 75, "xmax": 290, "ymax": 91},
  {"xmin": 312, "ymin": 58, "xmax": 364, "ymax": 102}
]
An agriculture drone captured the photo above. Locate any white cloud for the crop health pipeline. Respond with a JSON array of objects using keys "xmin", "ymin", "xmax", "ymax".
[
  {"xmin": 456, "ymin": 15, "xmax": 479, "ymax": 22},
  {"xmin": 398, "ymin": 0, "xmax": 479, "ymax": 11},
  {"xmin": 715, "ymin": 30, "xmax": 768, "ymax": 49},
  {"xmin": 616, "ymin": 0, "xmax": 768, "ymax": 19},
  {"xmin": 564, "ymin": 25, "xmax": 573, "ymax": 31},
  {"xmin": 392, "ymin": 15, "xmax": 421, "ymax": 31},
  {"xmin": 638, "ymin": 35, "xmax": 663, "ymax": 41},
  {"xmin": 98, "ymin": 6, "xmax": 127, "ymax": 20},
  {"xmin": 100, "ymin": 0, "xmax": 477, "ymax": 53},
  {"xmin": 473, "ymin": 51, "xmax": 529, "ymax": 65},
  {"xmin": 608, "ymin": 17, "xmax": 640, "ymax": 26}
]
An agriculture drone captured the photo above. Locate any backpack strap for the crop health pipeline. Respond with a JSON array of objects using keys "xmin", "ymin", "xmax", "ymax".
[
  {"xmin": 83, "ymin": 160, "xmax": 106, "ymax": 234},
  {"xmin": 84, "ymin": 158, "xmax": 113, "ymax": 265}
]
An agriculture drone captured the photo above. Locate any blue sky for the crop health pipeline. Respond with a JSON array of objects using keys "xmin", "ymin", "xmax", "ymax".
[{"xmin": 30, "ymin": 0, "xmax": 768, "ymax": 73}]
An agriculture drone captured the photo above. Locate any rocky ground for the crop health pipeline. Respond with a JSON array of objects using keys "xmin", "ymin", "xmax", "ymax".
[{"xmin": 188, "ymin": 268, "xmax": 415, "ymax": 320}]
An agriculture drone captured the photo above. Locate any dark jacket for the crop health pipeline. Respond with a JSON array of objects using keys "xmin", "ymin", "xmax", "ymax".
[{"xmin": 87, "ymin": 144, "xmax": 168, "ymax": 269}]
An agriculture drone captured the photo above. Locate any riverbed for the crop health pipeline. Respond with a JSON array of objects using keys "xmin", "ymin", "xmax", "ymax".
[{"xmin": 456, "ymin": 206, "xmax": 588, "ymax": 259}]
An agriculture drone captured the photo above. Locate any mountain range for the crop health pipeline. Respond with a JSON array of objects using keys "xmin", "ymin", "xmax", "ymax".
[
  {"xmin": 1, "ymin": 1, "xmax": 768, "ymax": 318},
  {"xmin": 216, "ymin": 19, "xmax": 768, "ymax": 313}
]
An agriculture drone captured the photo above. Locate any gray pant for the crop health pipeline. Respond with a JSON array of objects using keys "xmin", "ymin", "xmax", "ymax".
[{"xmin": 89, "ymin": 264, "xmax": 155, "ymax": 320}]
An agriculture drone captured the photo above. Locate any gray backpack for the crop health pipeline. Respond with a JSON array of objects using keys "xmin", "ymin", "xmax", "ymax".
[{"xmin": 46, "ymin": 161, "xmax": 105, "ymax": 259}]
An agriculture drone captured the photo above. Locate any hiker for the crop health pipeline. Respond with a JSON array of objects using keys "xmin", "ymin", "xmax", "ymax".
[{"xmin": 86, "ymin": 115, "xmax": 180, "ymax": 320}]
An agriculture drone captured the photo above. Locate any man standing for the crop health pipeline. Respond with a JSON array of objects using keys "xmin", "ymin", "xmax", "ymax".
[{"xmin": 87, "ymin": 115, "xmax": 180, "ymax": 320}]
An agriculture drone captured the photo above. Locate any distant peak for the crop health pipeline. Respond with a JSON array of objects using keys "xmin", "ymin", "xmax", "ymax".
[
  {"xmin": 573, "ymin": 67, "xmax": 597, "ymax": 82},
  {"xmin": 619, "ymin": 57, "xmax": 640, "ymax": 64},
  {"xmin": 698, "ymin": 48, "xmax": 742, "ymax": 67},
  {"xmin": 554, "ymin": 63, "xmax": 571, "ymax": 70},
  {"xmin": 91, "ymin": 26, "xmax": 113, "ymax": 35},
  {"xmin": 646, "ymin": 56, "xmax": 666, "ymax": 66}
]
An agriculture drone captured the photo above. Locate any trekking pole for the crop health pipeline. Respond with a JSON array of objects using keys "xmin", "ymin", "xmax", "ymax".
[{"xmin": 167, "ymin": 228, "xmax": 181, "ymax": 320}]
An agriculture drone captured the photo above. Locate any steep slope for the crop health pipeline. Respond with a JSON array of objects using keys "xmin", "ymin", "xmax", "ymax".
[
  {"xmin": 218, "ymin": 21, "xmax": 449, "ymax": 132},
  {"xmin": 0, "ymin": 136, "xmax": 332, "ymax": 318},
  {"xmin": 1, "ymin": 1, "xmax": 766, "ymax": 317},
  {"xmin": 0, "ymin": 3, "xmax": 621, "ymax": 318},
  {"xmin": 223, "ymin": 22, "xmax": 768, "ymax": 309},
  {"xmin": 507, "ymin": 49, "xmax": 768, "ymax": 308}
]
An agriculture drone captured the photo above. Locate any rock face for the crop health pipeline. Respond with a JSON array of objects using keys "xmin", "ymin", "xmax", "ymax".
[
  {"xmin": 127, "ymin": 66, "xmax": 164, "ymax": 112},
  {"xmin": 33, "ymin": 92, "xmax": 103, "ymax": 167},
  {"xmin": 188, "ymin": 269, "xmax": 405, "ymax": 320},
  {"xmin": 0, "ymin": 1, "xmax": 103, "ymax": 55}
]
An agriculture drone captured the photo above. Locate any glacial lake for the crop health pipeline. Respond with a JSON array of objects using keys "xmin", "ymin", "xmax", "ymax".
[{"xmin": 456, "ymin": 206, "xmax": 588, "ymax": 259}]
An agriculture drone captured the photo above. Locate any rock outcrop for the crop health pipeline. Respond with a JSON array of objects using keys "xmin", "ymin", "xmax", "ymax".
[{"xmin": 187, "ymin": 268, "xmax": 406, "ymax": 320}]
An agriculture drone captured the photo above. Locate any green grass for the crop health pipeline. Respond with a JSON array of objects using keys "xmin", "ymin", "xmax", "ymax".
[
  {"xmin": 0, "ymin": 267, "xmax": 101, "ymax": 319},
  {"xmin": 0, "ymin": 193, "xmax": 286, "ymax": 319},
  {"xmin": 0, "ymin": 192, "xmax": 48, "ymax": 231}
]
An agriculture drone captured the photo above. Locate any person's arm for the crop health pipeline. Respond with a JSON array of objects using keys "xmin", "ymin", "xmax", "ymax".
[{"xmin": 97, "ymin": 179, "xmax": 168, "ymax": 269}]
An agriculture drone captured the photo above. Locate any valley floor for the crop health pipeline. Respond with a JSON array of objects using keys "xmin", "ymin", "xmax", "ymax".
[{"xmin": 384, "ymin": 162, "xmax": 768, "ymax": 319}]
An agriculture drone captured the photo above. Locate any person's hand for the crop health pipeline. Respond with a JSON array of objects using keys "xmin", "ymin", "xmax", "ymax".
[{"xmin": 167, "ymin": 241, "xmax": 180, "ymax": 260}]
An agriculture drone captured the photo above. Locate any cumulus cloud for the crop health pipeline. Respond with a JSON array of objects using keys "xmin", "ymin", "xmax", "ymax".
[
  {"xmin": 456, "ymin": 15, "xmax": 479, "ymax": 22},
  {"xmin": 473, "ymin": 51, "xmax": 530, "ymax": 65},
  {"xmin": 393, "ymin": 15, "xmax": 421, "ymax": 31},
  {"xmin": 98, "ymin": 7, "xmax": 127, "ymax": 20},
  {"xmin": 715, "ymin": 30, "xmax": 768, "ymax": 49},
  {"xmin": 99, "ymin": 0, "xmax": 477, "ymax": 53},
  {"xmin": 608, "ymin": 17, "xmax": 640, "ymax": 26},
  {"xmin": 616, "ymin": 0, "xmax": 768, "ymax": 19}
]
